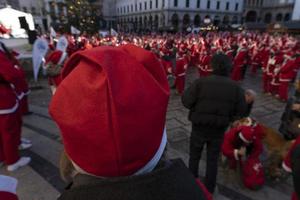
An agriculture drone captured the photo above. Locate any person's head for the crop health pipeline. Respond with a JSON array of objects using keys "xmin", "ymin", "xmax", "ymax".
[
  {"xmin": 245, "ymin": 89, "xmax": 256, "ymax": 104},
  {"xmin": 210, "ymin": 52, "xmax": 232, "ymax": 76},
  {"xmin": 50, "ymin": 44, "xmax": 170, "ymax": 179}
]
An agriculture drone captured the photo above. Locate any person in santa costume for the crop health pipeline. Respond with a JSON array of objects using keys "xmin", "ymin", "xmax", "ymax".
[
  {"xmin": 0, "ymin": 42, "xmax": 31, "ymax": 171},
  {"xmin": 231, "ymin": 44, "xmax": 248, "ymax": 81},
  {"xmin": 50, "ymin": 44, "xmax": 211, "ymax": 200},
  {"xmin": 175, "ymin": 52, "xmax": 188, "ymax": 95},
  {"xmin": 222, "ymin": 124, "xmax": 265, "ymax": 190},
  {"xmin": 0, "ymin": 175, "xmax": 18, "ymax": 200},
  {"xmin": 282, "ymin": 136, "xmax": 300, "ymax": 200},
  {"xmin": 278, "ymin": 52, "xmax": 298, "ymax": 101},
  {"xmin": 44, "ymin": 50, "xmax": 68, "ymax": 95}
]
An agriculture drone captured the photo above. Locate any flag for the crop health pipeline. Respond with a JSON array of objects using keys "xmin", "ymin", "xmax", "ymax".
[
  {"xmin": 110, "ymin": 28, "xmax": 118, "ymax": 36},
  {"xmin": 56, "ymin": 36, "xmax": 68, "ymax": 52},
  {"xmin": 71, "ymin": 26, "xmax": 81, "ymax": 35},
  {"xmin": 32, "ymin": 38, "xmax": 49, "ymax": 81}
]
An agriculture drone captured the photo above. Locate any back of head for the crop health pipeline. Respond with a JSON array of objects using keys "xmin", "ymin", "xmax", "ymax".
[
  {"xmin": 211, "ymin": 53, "xmax": 232, "ymax": 76},
  {"xmin": 50, "ymin": 44, "xmax": 170, "ymax": 177}
]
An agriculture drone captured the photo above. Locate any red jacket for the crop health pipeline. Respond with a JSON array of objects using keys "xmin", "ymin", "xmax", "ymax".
[
  {"xmin": 0, "ymin": 51, "xmax": 24, "ymax": 114},
  {"xmin": 279, "ymin": 59, "xmax": 297, "ymax": 82},
  {"xmin": 175, "ymin": 57, "xmax": 187, "ymax": 77},
  {"xmin": 222, "ymin": 127, "xmax": 263, "ymax": 161},
  {"xmin": 234, "ymin": 49, "xmax": 248, "ymax": 67}
]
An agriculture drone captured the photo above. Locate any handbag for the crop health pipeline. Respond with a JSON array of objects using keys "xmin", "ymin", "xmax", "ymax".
[{"xmin": 45, "ymin": 63, "xmax": 62, "ymax": 77}]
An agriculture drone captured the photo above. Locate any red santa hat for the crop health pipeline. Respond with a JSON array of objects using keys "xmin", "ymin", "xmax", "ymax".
[
  {"xmin": 49, "ymin": 44, "xmax": 170, "ymax": 177},
  {"xmin": 0, "ymin": 175, "xmax": 18, "ymax": 200},
  {"xmin": 45, "ymin": 50, "xmax": 67, "ymax": 65},
  {"xmin": 239, "ymin": 126, "xmax": 254, "ymax": 144}
]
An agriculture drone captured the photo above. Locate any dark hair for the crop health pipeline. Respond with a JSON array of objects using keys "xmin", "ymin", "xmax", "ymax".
[{"xmin": 210, "ymin": 53, "xmax": 232, "ymax": 76}]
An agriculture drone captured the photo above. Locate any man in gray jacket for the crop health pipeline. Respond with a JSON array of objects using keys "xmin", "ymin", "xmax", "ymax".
[{"xmin": 182, "ymin": 53, "xmax": 247, "ymax": 193}]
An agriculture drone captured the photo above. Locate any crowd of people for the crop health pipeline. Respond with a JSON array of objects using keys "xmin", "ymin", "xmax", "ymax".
[{"xmin": 1, "ymin": 28, "xmax": 300, "ymax": 200}]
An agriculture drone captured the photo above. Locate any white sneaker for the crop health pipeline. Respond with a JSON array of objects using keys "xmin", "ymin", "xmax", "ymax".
[
  {"xmin": 7, "ymin": 157, "xmax": 31, "ymax": 172},
  {"xmin": 19, "ymin": 143, "xmax": 32, "ymax": 150}
]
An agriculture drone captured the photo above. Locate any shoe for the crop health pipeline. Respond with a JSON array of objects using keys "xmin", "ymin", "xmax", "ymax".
[
  {"xmin": 7, "ymin": 157, "xmax": 31, "ymax": 172},
  {"xmin": 19, "ymin": 143, "xmax": 32, "ymax": 150},
  {"xmin": 21, "ymin": 138, "xmax": 32, "ymax": 144}
]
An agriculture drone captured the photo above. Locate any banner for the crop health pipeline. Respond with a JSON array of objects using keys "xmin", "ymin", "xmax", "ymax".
[
  {"xmin": 56, "ymin": 35, "xmax": 68, "ymax": 52},
  {"xmin": 32, "ymin": 38, "xmax": 48, "ymax": 82}
]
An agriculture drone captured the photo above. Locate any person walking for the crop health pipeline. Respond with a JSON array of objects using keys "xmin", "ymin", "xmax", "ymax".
[{"xmin": 182, "ymin": 53, "xmax": 247, "ymax": 193}]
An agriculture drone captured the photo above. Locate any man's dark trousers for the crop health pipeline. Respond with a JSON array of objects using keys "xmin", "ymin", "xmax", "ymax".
[{"xmin": 188, "ymin": 124, "xmax": 225, "ymax": 194}]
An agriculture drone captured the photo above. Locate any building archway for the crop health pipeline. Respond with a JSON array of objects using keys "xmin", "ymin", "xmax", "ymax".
[
  {"xmin": 245, "ymin": 10, "xmax": 257, "ymax": 22},
  {"xmin": 182, "ymin": 14, "xmax": 191, "ymax": 28},
  {"xmin": 232, "ymin": 16, "xmax": 238, "ymax": 24},
  {"xmin": 276, "ymin": 13, "xmax": 283, "ymax": 22},
  {"xmin": 171, "ymin": 13, "xmax": 179, "ymax": 30},
  {"xmin": 264, "ymin": 13, "xmax": 272, "ymax": 23},
  {"xmin": 144, "ymin": 16, "xmax": 148, "ymax": 29},
  {"xmin": 154, "ymin": 15, "xmax": 159, "ymax": 29},
  {"xmin": 149, "ymin": 15, "xmax": 153, "ymax": 29},
  {"xmin": 223, "ymin": 15, "xmax": 230, "ymax": 25},
  {"xmin": 194, "ymin": 15, "xmax": 201, "ymax": 27},
  {"xmin": 284, "ymin": 13, "xmax": 290, "ymax": 21},
  {"xmin": 214, "ymin": 15, "xmax": 220, "ymax": 26}
]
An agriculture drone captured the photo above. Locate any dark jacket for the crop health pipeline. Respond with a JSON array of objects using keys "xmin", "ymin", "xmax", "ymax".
[
  {"xmin": 58, "ymin": 160, "xmax": 208, "ymax": 200},
  {"xmin": 182, "ymin": 75, "xmax": 247, "ymax": 129}
]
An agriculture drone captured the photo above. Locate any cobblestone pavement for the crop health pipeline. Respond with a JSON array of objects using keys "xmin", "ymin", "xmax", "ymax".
[{"xmin": 0, "ymin": 65, "xmax": 294, "ymax": 200}]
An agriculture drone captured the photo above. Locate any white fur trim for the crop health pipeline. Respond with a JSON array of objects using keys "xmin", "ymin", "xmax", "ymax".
[
  {"xmin": 135, "ymin": 128, "xmax": 167, "ymax": 175},
  {"xmin": 234, "ymin": 149, "xmax": 240, "ymax": 160},
  {"xmin": 279, "ymin": 78, "xmax": 292, "ymax": 82},
  {"xmin": 0, "ymin": 175, "xmax": 18, "ymax": 194},
  {"xmin": 239, "ymin": 132, "xmax": 251, "ymax": 144},
  {"xmin": 0, "ymin": 101, "xmax": 19, "ymax": 115},
  {"xmin": 282, "ymin": 161, "xmax": 292, "ymax": 173},
  {"xmin": 244, "ymin": 117, "xmax": 252, "ymax": 126},
  {"xmin": 177, "ymin": 73, "xmax": 186, "ymax": 77}
]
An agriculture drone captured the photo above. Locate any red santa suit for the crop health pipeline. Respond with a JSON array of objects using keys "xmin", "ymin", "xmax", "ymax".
[
  {"xmin": 198, "ymin": 52, "xmax": 212, "ymax": 77},
  {"xmin": 0, "ymin": 175, "xmax": 18, "ymax": 200},
  {"xmin": 175, "ymin": 54, "xmax": 188, "ymax": 95},
  {"xmin": 279, "ymin": 55, "xmax": 297, "ymax": 101},
  {"xmin": 0, "ymin": 47, "xmax": 23, "ymax": 165},
  {"xmin": 270, "ymin": 53, "xmax": 284, "ymax": 95},
  {"xmin": 44, "ymin": 50, "xmax": 68, "ymax": 94},
  {"xmin": 283, "ymin": 137, "xmax": 300, "ymax": 200},
  {"xmin": 222, "ymin": 125, "xmax": 264, "ymax": 190},
  {"xmin": 231, "ymin": 47, "xmax": 248, "ymax": 81}
]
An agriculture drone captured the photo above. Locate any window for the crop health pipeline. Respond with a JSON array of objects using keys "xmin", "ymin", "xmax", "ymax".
[
  {"xmin": 135, "ymin": 4, "xmax": 137, "ymax": 11},
  {"xmin": 131, "ymin": 4, "xmax": 133, "ymax": 12},
  {"xmin": 186, "ymin": 0, "xmax": 190, "ymax": 7},
  {"xmin": 216, "ymin": 1, "xmax": 220, "ymax": 10},
  {"xmin": 145, "ymin": 2, "xmax": 147, "ymax": 10},
  {"xmin": 156, "ymin": 0, "xmax": 158, "ymax": 8},
  {"xmin": 226, "ymin": 2, "xmax": 229, "ymax": 10},
  {"xmin": 150, "ymin": 0, "xmax": 152, "ymax": 9},
  {"xmin": 140, "ymin": 3, "xmax": 142, "ymax": 10},
  {"xmin": 207, "ymin": 0, "xmax": 210, "ymax": 9},
  {"xmin": 197, "ymin": 0, "xmax": 200, "ymax": 8},
  {"xmin": 163, "ymin": 0, "xmax": 165, "ymax": 7},
  {"xmin": 127, "ymin": 5, "xmax": 129, "ymax": 13},
  {"xmin": 23, "ymin": 6, "xmax": 27, "ymax": 12},
  {"xmin": 235, "ymin": 3, "xmax": 239, "ymax": 11},
  {"xmin": 174, "ymin": 0, "xmax": 178, "ymax": 7}
]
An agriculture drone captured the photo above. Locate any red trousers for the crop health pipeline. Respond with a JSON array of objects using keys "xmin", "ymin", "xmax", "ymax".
[
  {"xmin": 279, "ymin": 82, "xmax": 290, "ymax": 101},
  {"xmin": 20, "ymin": 96, "xmax": 29, "ymax": 115},
  {"xmin": 231, "ymin": 65, "xmax": 243, "ymax": 81},
  {"xmin": 262, "ymin": 74, "xmax": 270, "ymax": 93},
  {"xmin": 175, "ymin": 76, "xmax": 185, "ymax": 95},
  {"xmin": 292, "ymin": 192, "xmax": 298, "ymax": 200},
  {"xmin": 0, "ymin": 112, "xmax": 21, "ymax": 165}
]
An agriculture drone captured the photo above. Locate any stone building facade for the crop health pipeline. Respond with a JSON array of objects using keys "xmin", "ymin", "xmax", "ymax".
[{"xmin": 115, "ymin": 0, "xmax": 244, "ymax": 32}]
